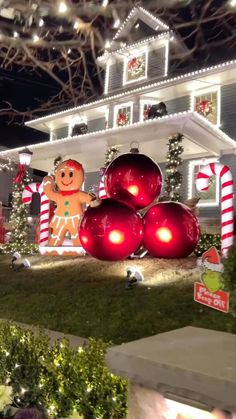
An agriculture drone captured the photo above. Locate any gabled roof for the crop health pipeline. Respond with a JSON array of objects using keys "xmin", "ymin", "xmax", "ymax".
[{"xmin": 112, "ymin": 6, "xmax": 169, "ymax": 45}]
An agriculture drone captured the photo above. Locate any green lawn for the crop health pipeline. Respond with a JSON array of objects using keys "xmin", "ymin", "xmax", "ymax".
[{"xmin": 0, "ymin": 254, "xmax": 235, "ymax": 344}]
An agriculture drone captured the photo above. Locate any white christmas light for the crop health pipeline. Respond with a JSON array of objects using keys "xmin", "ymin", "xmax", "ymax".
[
  {"xmin": 33, "ymin": 34, "xmax": 39, "ymax": 43},
  {"xmin": 58, "ymin": 1, "xmax": 68, "ymax": 14},
  {"xmin": 39, "ymin": 18, "xmax": 44, "ymax": 27},
  {"xmin": 24, "ymin": 58, "xmax": 236, "ymax": 127},
  {"xmin": 113, "ymin": 18, "xmax": 120, "ymax": 29},
  {"xmin": 67, "ymin": 48, "xmax": 71, "ymax": 54},
  {"xmin": 73, "ymin": 20, "xmax": 80, "ymax": 30},
  {"xmin": 102, "ymin": 0, "xmax": 109, "ymax": 7},
  {"xmin": 98, "ymin": 32, "xmax": 170, "ymax": 61},
  {"xmin": 230, "ymin": 0, "xmax": 236, "ymax": 6},
  {"xmin": 13, "ymin": 31, "xmax": 18, "ymax": 38},
  {"xmin": 105, "ymin": 39, "xmax": 111, "ymax": 49}
]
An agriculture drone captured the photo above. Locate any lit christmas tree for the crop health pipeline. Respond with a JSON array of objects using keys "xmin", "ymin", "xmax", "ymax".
[
  {"xmin": 104, "ymin": 145, "xmax": 120, "ymax": 167},
  {"xmin": 4, "ymin": 169, "xmax": 36, "ymax": 254},
  {"xmin": 165, "ymin": 133, "xmax": 184, "ymax": 201}
]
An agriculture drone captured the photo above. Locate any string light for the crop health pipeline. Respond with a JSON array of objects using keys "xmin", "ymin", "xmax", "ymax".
[
  {"xmin": 33, "ymin": 34, "xmax": 39, "ymax": 43},
  {"xmin": 58, "ymin": 1, "xmax": 68, "ymax": 14},
  {"xmin": 39, "ymin": 18, "xmax": 44, "ymax": 27},
  {"xmin": 230, "ymin": 0, "xmax": 236, "ymax": 6},
  {"xmin": 102, "ymin": 0, "xmax": 109, "ymax": 7},
  {"xmin": 113, "ymin": 18, "xmax": 120, "ymax": 29},
  {"xmin": 13, "ymin": 31, "xmax": 18, "ymax": 38},
  {"xmin": 23, "ymin": 59, "xmax": 236, "ymax": 128},
  {"xmin": 105, "ymin": 39, "xmax": 111, "ymax": 48},
  {"xmin": 73, "ymin": 20, "xmax": 80, "ymax": 30},
  {"xmin": 67, "ymin": 48, "xmax": 71, "ymax": 54}
]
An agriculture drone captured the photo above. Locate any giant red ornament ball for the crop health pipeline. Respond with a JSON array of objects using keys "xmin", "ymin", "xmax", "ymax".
[
  {"xmin": 143, "ymin": 202, "xmax": 200, "ymax": 258},
  {"xmin": 105, "ymin": 153, "xmax": 162, "ymax": 210},
  {"xmin": 79, "ymin": 198, "xmax": 143, "ymax": 261}
]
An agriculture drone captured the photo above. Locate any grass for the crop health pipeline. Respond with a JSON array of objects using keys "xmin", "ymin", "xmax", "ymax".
[{"xmin": 0, "ymin": 254, "xmax": 235, "ymax": 344}]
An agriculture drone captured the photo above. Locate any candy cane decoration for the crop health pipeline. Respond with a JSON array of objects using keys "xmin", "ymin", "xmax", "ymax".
[
  {"xmin": 98, "ymin": 167, "xmax": 108, "ymax": 199},
  {"xmin": 196, "ymin": 162, "xmax": 234, "ymax": 256},
  {"xmin": 22, "ymin": 182, "xmax": 50, "ymax": 246}
]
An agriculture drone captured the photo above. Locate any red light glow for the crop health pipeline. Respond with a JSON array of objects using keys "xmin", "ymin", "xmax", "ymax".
[
  {"xmin": 156, "ymin": 227, "xmax": 173, "ymax": 243},
  {"xmin": 127, "ymin": 185, "xmax": 139, "ymax": 196},
  {"xmin": 108, "ymin": 230, "xmax": 125, "ymax": 244},
  {"xmin": 81, "ymin": 235, "xmax": 88, "ymax": 244}
]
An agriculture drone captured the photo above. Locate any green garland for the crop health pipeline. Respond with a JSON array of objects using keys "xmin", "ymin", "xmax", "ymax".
[
  {"xmin": 104, "ymin": 146, "xmax": 119, "ymax": 168},
  {"xmin": 0, "ymin": 322, "xmax": 127, "ymax": 418},
  {"xmin": 194, "ymin": 233, "xmax": 221, "ymax": 257},
  {"xmin": 2, "ymin": 169, "xmax": 37, "ymax": 255},
  {"xmin": 165, "ymin": 133, "xmax": 184, "ymax": 202}
]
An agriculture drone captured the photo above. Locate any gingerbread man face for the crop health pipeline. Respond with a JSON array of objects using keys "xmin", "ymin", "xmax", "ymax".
[{"xmin": 55, "ymin": 160, "xmax": 84, "ymax": 192}]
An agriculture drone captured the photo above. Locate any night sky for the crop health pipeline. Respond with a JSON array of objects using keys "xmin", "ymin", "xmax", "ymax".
[{"xmin": 0, "ymin": 0, "xmax": 236, "ymax": 149}]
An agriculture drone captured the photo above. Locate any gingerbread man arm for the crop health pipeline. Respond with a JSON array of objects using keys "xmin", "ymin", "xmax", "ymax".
[
  {"xmin": 78, "ymin": 191, "xmax": 93, "ymax": 204},
  {"xmin": 42, "ymin": 176, "xmax": 59, "ymax": 203}
]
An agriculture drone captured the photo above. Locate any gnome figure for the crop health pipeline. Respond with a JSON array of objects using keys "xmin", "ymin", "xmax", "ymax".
[{"xmin": 198, "ymin": 247, "xmax": 224, "ymax": 293}]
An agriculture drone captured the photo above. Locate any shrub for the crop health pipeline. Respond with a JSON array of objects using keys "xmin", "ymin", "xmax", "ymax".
[
  {"xmin": 194, "ymin": 233, "xmax": 221, "ymax": 257},
  {"xmin": 0, "ymin": 322, "xmax": 127, "ymax": 418},
  {"xmin": 222, "ymin": 242, "xmax": 236, "ymax": 316}
]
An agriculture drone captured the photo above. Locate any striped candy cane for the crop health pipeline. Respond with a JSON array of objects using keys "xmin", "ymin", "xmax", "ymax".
[
  {"xmin": 196, "ymin": 162, "xmax": 234, "ymax": 256},
  {"xmin": 98, "ymin": 167, "xmax": 108, "ymax": 199},
  {"xmin": 22, "ymin": 182, "xmax": 50, "ymax": 246}
]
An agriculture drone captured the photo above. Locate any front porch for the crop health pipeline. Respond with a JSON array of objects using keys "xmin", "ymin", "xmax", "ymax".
[{"xmin": 0, "ymin": 111, "xmax": 235, "ymax": 173}]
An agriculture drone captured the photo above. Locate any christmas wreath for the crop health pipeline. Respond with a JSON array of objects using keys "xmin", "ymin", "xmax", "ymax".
[
  {"xmin": 196, "ymin": 99, "xmax": 213, "ymax": 117},
  {"xmin": 127, "ymin": 55, "xmax": 145, "ymax": 78},
  {"xmin": 117, "ymin": 112, "xmax": 129, "ymax": 126}
]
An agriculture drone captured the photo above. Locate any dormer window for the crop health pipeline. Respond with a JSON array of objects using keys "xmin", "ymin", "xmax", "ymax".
[{"xmin": 123, "ymin": 50, "xmax": 148, "ymax": 85}]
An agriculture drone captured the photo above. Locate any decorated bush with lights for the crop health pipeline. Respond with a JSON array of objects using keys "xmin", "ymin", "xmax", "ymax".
[
  {"xmin": 143, "ymin": 202, "xmax": 200, "ymax": 258},
  {"xmin": 0, "ymin": 321, "xmax": 127, "ymax": 418}
]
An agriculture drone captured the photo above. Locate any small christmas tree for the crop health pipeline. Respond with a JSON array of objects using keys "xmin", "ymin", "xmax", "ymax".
[
  {"xmin": 165, "ymin": 133, "xmax": 184, "ymax": 201},
  {"xmin": 4, "ymin": 169, "xmax": 35, "ymax": 254}
]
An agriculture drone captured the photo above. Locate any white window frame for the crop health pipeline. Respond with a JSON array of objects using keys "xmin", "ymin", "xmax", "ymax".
[
  {"xmin": 113, "ymin": 102, "xmax": 133, "ymax": 127},
  {"xmin": 123, "ymin": 49, "xmax": 148, "ymax": 86},
  {"xmin": 139, "ymin": 99, "xmax": 158, "ymax": 122},
  {"xmin": 188, "ymin": 158, "xmax": 220, "ymax": 207},
  {"xmin": 190, "ymin": 85, "xmax": 221, "ymax": 127}
]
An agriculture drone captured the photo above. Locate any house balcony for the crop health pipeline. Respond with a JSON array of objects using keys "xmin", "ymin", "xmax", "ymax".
[{"xmin": 0, "ymin": 111, "xmax": 235, "ymax": 173}]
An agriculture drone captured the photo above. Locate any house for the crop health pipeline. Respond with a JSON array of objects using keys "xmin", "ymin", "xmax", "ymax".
[{"xmin": 1, "ymin": 6, "xmax": 236, "ymax": 227}]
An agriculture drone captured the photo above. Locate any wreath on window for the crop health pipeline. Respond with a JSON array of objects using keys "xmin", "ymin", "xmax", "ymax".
[
  {"xmin": 196, "ymin": 99, "xmax": 213, "ymax": 117},
  {"xmin": 127, "ymin": 55, "xmax": 145, "ymax": 78},
  {"xmin": 117, "ymin": 112, "xmax": 129, "ymax": 126}
]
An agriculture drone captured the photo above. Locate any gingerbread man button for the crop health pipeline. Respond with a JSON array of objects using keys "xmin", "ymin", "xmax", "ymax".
[{"xmin": 43, "ymin": 159, "xmax": 94, "ymax": 247}]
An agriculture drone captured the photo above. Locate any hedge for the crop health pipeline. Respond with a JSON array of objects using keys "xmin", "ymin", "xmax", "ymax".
[{"xmin": 0, "ymin": 322, "xmax": 127, "ymax": 418}]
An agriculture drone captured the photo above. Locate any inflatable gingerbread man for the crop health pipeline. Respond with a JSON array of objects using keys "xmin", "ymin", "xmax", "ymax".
[{"xmin": 43, "ymin": 159, "xmax": 94, "ymax": 247}]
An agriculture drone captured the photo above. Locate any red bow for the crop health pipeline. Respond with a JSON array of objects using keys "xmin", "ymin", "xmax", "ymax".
[
  {"xmin": 13, "ymin": 164, "xmax": 26, "ymax": 184},
  {"xmin": 128, "ymin": 57, "xmax": 137, "ymax": 70}
]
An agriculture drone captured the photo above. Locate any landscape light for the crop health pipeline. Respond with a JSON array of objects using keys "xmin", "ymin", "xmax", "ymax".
[{"xmin": 126, "ymin": 267, "xmax": 144, "ymax": 289}]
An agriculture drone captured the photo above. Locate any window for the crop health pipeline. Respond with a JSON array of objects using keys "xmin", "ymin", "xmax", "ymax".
[
  {"xmin": 114, "ymin": 102, "xmax": 133, "ymax": 127},
  {"xmin": 123, "ymin": 51, "xmax": 147, "ymax": 85},
  {"xmin": 69, "ymin": 116, "xmax": 88, "ymax": 137},
  {"xmin": 192, "ymin": 87, "xmax": 221, "ymax": 126},
  {"xmin": 140, "ymin": 100, "xmax": 157, "ymax": 122},
  {"xmin": 188, "ymin": 159, "xmax": 220, "ymax": 207}
]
